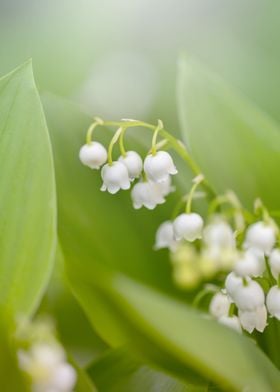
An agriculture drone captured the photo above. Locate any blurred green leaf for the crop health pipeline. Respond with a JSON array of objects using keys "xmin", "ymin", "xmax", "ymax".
[
  {"xmin": 177, "ymin": 56, "xmax": 280, "ymax": 210},
  {"xmin": 0, "ymin": 62, "xmax": 56, "ymax": 316},
  {"xmin": 104, "ymin": 275, "xmax": 280, "ymax": 392},
  {"xmin": 87, "ymin": 347, "xmax": 203, "ymax": 392}
]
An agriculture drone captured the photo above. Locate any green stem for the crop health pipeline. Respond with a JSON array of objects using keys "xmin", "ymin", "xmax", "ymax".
[
  {"xmin": 119, "ymin": 127, "xmax": 127, "ymax": 157},
  {"xmin": 86, "ymin": 117, "xmax": 104, "ymax": 144},
  {"xmin": 100, "ymin": 120, "xmax": 215, "ymax": 197},
  {"xmin": 107, "ymin": 127, "xmax": 124, "ymax": 165},
  {"xmin": 265, "ymin": 256, "xmax": 275, "ymax": 285},
  {"xmin": 228, "ymin": 302, "xmax": 236, "ymax": 317},
  {"xmin": 186, "ymin": 175, "xmax": 204, "ymax": 214},
  {"xmin": 151, "ymin": 120, "xmax": 163, "ymax": 155}
]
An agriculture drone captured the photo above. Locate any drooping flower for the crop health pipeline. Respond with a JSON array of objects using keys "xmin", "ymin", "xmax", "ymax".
[
  {"xmin": 266, "ymin": 285, "xmax": 280, "ymax": 320},
  {"xmin": 218, "ymin": 315, "xmax": 242, "ymax": 333},
  {"xmin": 131, "ymin": 181, "xmax": 165, "ymax": 210},
  {"xmin": 203, "ymin": 220, "xmax": 235, "ymax": 249},
  {"xmin": 156, "ymin": 175, "xmax": 175, "ymax": 197},
  {"xmin": 224, "ymin": 272, "xmax": 245, "ymax": 299},
  {"xmin": 118, "ymin": 151, "xmax": 143, "ymax": 181},
  {"xmin": 154, "ymin": 221, "xmax": 178, "ymax": 251},
  {"xmin": 173, "ymin": 213, "xmax": 204, "ymax": 242},
  {"xmin": 144, "ymin": 151, "xmax": 177, "ymax": 183},
  {"xmin": 234, "ymin": 248, "xmax": 265, "ymax": 278},
  {"xmin": 244, "ymin": 221, "xmax": 276, "ymax": 255},
  {"xmin": 18, "ymin": 343, "xmax": 76, "ymax": 392},
  {"xmin": 238, "ymin": 305, "xmax": 267, "ymax": 333},
  {"xmin": 232, "ymin": 280, "xmax": 265, "ymax": 311},
  {"xmin": 209, "ymin": 292, "xmax": 231, "ymax": 319},
  {"xmin": 101, "ymin": 162, "xmax": 130, "ymax": 194},
  {"xmin": 79, "ymin": 142, "xmax": 107, "ymax": 169},
  {"xmin": 269, "ymin": 249, "xmax": 280, "ymax": 279}
]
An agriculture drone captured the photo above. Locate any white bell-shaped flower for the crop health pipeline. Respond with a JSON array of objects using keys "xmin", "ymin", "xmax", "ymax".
[
  {"xmin": 118, "ymin": 151, "xmax": 143, "ymax": 181},
  {"xmin": 101, "ymin": 162, "xmax": 130, "ymax": 194},
  {"xmin": 209, "ymin": 292, "xmax": 231, "ymax": 319},
  {"xmin": 269, "ymin": 249, "xmax": 280, "ymax": 279},
  {"xmin": 131, "ymin": 181, "xmax": 165, "ymax": 210},
  {"xmin": 234, "ymin": 248, "xmax": 265, "ymax": 278},
  {"xmin": 154, "ymin": 221, "xmax": 178, "ymax": 252},
  {"xmin": 156, "ymin": 175, "xmax": 175, "ymax": 197},
  {"xmin": 79, "ymin": 142, "xmax": 107, "ymax": 169},
  {"xmin": 218, "ymin": 315, "xmax": 242, "ymax": 333},
  {"xmin": 51, "ymin": 362, "xmax": 77, "ymax": 391},
  {"xmin": 144, "ymin": 151, "xmax": 177, "ymax": 183},
  {"xmin": 244, "ymin": 221, "xmax": 276, "ymax": 255},
  {"xmin": 173, "ymin": 213, "xmax": 204, "ymax": 242},
  {"xmin": 18, "ymin": 343, "xmax": 77, "ymax": 392},
  {"xmin": 233, "ymin": 280, "xmax": 265, "ymax": 311},
  {"xmin": 238, "ymin": 305, "xmax": 267, "ymax": 333},
  {"xmin": 203, "ymin": 220, "xmax": 235, "ymax": 249},
  {"xmin": 225, "ymin": 272, "xmax": 243, "ymax": 298},
  {"xmin": 266, "ymin": 285, "xmax": 280, "ymax": 320}
]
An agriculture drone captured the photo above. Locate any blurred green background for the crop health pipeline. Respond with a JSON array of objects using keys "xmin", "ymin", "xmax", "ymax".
[{"xmin": 1, "ymin": 0, "xmax": 280, "ymax": 131}]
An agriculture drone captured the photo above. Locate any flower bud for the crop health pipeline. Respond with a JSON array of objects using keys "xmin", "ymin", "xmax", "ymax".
[
  {"xmin": 234, "ymin": 248, "xmax": 265, "ymax": 278},
  {"xmin": 173, "ymin": 213, "xmax": 204, "ymax": 242},
  {"xmin": 131, "ymin": 181, "xmax": 165, "ymax": 210},
  {"xmin": 144, "ymin": 151, "xmax": 177, "ymax": 183},
  {"xmin": 238, "ymin": 305, "xmax": 267, "ymax": 333},
  {"xmin": 101, "ymin": 162, "xmax": 130, "ymax": 194},
  {"xmin": 154, "ymin": 221, "xmax": 178, "ymax": 252},
  {"xmin": 244, "ymin": 221, "xmax": 276, "ymax": 255},
  {"xmin": 266, "ymin": 285, "xmax": 280, "ymax": 320},
  {"xmin": 203, "ymin": 220, "xmax": 235, "ymax": 249},
  {"xmin": 118, "ymin": 151, "xmax": 143, "ymax": 181},
  {"xmin": 269, "ymin": 249, "xmax": 280, "ymax": 279},
  {"xmin": 218, "ymin": 315, "xmax": 242, "ymax": 333},
  {"xmin": 209, "ymin": 292, "xmax": 231, "ymax": 319},
  {"xmin": 79, "ymin": 142, "xmax": 107, "ymax": 169},
  {"xmin": 233, "ymin": 280, "xmax": 265, "ymax": 311}
]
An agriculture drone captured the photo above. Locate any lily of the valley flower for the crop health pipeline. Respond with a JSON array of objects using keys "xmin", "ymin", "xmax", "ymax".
[
  {"xmin": 79, "ymin": 142, "xmax": 107, "ymax": 169},
  {"xmin": 154, "ymin": 221, "xmax": 178, "ymax": 252},
  {"xmin": 266, "ymin": 285, "xmax": 280, "ymax": 320},
  {"xmin": 234, "ymin": 248, "xmax": 265, "ymax": 278},
  {"xmin": 18, "ymin": 343, "xmax": 76, "ymax": 392},
  {"xmin": 218, "ymin": 315, "xmax": 242, "ymax": 333},
  {"xmin": 244, "ymin": 221, "xmax": 276, "ymax": 255},
  {"xmin": 203, "ymin": 220, "xmax": 235, "ymax": 249},
  {"xmin": 232, "ymin": 280, "xmax": 265, "ymax": 311},
  {"xmin": 209, "ymin": 292, "xmax": 231, "ymax": 319},
  {"xmin": 238, "ymin": 305, "xmax": 267, "ymax": 333},
  {"xmin": 101, "ymin": 161, "xmax": 130, "ymax": 194},
  {"xmin": 118, "ymin": 151, "xmax": 143, "ymax": 181},
  {"xmin": 173, "ymin": 213, "xmax": 204, "ymax": 242},
  {"xmin": 144, "ymin": 151, "xmax": 177, "ymax": 183},
  {"xmin": 269, "ymin": 249, "xmax": 280, "ymax": 279},
  {"xmin": 131, "ymin": 181, "xmax": 165, "ymax": 210}
]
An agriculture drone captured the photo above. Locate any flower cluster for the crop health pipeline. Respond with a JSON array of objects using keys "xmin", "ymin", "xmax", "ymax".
[
  {"xmin": 157, "ymin": 202, "xmax": 280, "ymax": 334},
  {"xmin": 16, "ymin": 318, "xmax": 76, "ymax": 392},
  {"xmin": 79, "ymin": 119, "xmax": 177, "ymax": 209},
  {"xmin": 79, "ymin": 117, "xmax": 280, "ymax": 336}
]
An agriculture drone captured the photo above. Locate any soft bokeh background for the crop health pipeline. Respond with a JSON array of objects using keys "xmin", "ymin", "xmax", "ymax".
[{"xmin": 1, "ymin": 0, "xmax": 280, "ymax": 131}]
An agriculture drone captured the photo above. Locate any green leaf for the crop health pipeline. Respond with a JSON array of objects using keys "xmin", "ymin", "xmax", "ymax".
[
  {"xmin": 103, "ymin": 274, "xmax": 280, "ymax": 392},
  {"xmin": 87, "ymin": 347, "xmax": 203, "ymax": 392},
  {"xmin": 0, "ymin": 62, "xmax": 56, "ymax": 316},
  {"xmin": 177, "ymin": 55, "xmax": 280, "ymax": 210}
]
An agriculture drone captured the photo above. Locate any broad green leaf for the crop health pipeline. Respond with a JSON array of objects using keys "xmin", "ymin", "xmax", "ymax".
[
  {"xmin": 0, "ymin": 62, "xmax": 56, "ymax": 316},
  {"xmin": 177, "ymin": 55, "xmax": 280, "ymax": 210},
  {"xmin": 87, "ymin": 347, "xmax": 203, "ymax": 392},
  {"xmin": 102, "ymin": 274, "xmax": 280, "ymax": 392}
]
